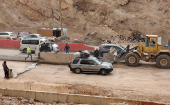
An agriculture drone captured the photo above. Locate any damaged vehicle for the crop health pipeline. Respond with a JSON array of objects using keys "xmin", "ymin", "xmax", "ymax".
[{"xmin": 99, "ymin": 44, "xmax": 138, "ymax": 63}]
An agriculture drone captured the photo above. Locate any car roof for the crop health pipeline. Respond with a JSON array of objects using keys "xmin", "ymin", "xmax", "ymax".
[
  {"xmin": 20, "ymin": 31, "xmax": 30, "ymax": 33},
  {"xmin": 101, "ymin": 44, "xmax": 121, "ymax": 46},
  {"xmin": 74, "ymin": 57, "xmax": 97, "ymax": 60},
  {"xmin": 0, "ymin": 32, "xmax": 14, "ymax": 33},
  {"xmin": 22, "ymin": 38, "xmax": 44, "ymax": 40},
  {"xmin": 29, "ymin": 34, "xmax": 41, "ymax": 36}
]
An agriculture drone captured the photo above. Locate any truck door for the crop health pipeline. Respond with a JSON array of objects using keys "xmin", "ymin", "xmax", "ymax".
[{"xmin": 148, "ymin": 37, "xmax": 157, "ymax": 53}]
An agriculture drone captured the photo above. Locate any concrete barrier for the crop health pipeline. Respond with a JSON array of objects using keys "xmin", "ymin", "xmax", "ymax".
[
  {"xmin": 0, "ymin": 88, "xmax": 168, "ymax": 105},
  {"xmin": 39, "ymin": 52, "xmax": 74, "ymax": 64}
]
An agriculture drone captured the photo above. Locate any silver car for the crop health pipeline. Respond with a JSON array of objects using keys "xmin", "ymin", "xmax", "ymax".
[
  {"xmin": 68, "ymin": 57, "xmax": 113, "ymax": 75},
  {"xmin": 0, "ymin": 32, "xmax": 17, "ymax": 40}
]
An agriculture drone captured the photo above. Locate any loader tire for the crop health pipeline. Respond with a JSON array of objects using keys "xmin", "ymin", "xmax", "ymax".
[
  {"xmin": 125, "ymin": 52, "xmax": 140, "ymax": 67},
  {"xmin": 156, "ymin": 54, "xmax": 170, "ymax": 69}
]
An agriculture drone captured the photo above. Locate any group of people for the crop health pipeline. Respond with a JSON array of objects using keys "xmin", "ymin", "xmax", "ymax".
[{"xmin": 2, "ymin": 43, "xmax": 103, "ymax": 78}]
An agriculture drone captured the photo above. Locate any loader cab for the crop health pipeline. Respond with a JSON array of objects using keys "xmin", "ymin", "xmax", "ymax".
[{"xmin": 144, "ymin": 35, "xmax": 161, "ymax": 54}]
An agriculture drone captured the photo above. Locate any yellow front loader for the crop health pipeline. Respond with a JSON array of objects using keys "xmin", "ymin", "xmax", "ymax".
[{"xmin": 125, "ymin": 35, "xmax": 170, "ymax": 69}]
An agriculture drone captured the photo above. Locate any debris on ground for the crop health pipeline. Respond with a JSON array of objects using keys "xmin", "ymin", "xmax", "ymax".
[
  {"xmin": 112, "ymin": 30, "xmax": 145, "ymax": 43},
  {"xmin": 68, "ymin": 84, "xmax": 112, "ymax": 96},
  {"xmin": 14, "ymin": 63, "xmax": 38, "ymax": 78},
  {"xmin": 0, "ymin": 96, "xmax": 92, "ymax": 105},
  {"xmin": 77, "ymin": 29, "xmax": 145, "ymax": 46},
  {"xmin": 0, "ymin": 95, "xmax": 128, "ymax": 105}
]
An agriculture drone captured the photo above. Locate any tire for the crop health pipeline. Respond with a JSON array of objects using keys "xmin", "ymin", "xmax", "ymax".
[
  {"xmin": 100, "ymin": 69, "xmax": 107, "ymax": 76},
  {"xmin": 7, "ymin": 37, "xmax": 11, "ymax": 40},
  {"xmin": 23, "ymin": 48, "xmax": 27, "ymax": 53},
  {"xmin": 74, "ymin": 68, "xmax": 82, "ymax": 74},
  {"xmin": 125, "ymin": 52, "xmax": 140, "ymax": 66},
  {"xmin": 156, "ymin": 54, "xmax": 170, "ymax": 69}
]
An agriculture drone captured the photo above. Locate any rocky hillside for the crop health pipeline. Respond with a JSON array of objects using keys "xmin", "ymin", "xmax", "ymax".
[{"xmin": 0, "ymin": 0, "xmax": 169, "ymax": 44}]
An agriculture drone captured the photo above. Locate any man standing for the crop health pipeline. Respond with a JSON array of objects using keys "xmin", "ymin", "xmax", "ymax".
[
  {"xmin": 94, "ymin": 48, "xmax": 100, "ymax": 59},
  {"xmin": 2, "ymin": 61, "xmax": 9, "ymax": 78},
  {"xmin": 25, "ymin": 46, "xmax": 32, "ymax": 60},
  {"xmin": 64, "ymin": 43, "xmax": 70, "ymax": 54}
]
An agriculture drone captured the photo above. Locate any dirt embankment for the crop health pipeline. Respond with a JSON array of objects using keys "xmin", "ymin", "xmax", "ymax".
[{"xmin": 0, "ymin": 0, "xmax": 170, "ymax": 43}]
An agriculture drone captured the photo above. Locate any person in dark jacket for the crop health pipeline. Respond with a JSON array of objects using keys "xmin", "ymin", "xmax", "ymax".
[
  {"xmin": 64, "ymin": 43, "xmax": 70, "ymax": 54},
  {"xmin": 2, "ymin": 61, "xmax": 9, "ymax": 78},
  {"xmin": 94, "ymin": 48, "xmax": 99, "ymax": 58}
]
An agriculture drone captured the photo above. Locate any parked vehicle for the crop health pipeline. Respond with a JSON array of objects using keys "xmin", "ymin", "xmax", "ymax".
[
  {"xmin": 20, "ymin": 38, "xmax": 59, "ymax": 53},
  {"xmin": 20, "ymin": 38, "xmax": 46, "ymax": 53},
  {"xmin": 26, "ymin": 34, "xmax": 45, "ymax": 38},
  {"xmin": 20, "ymin": 34, "xmax": 46, "ymax": 40},
  {"xmin": 68, "ymin": 57, "xmax": 113, "ymax": 75},
  {"xmin": 0, "ymin": 32, "xmax": 17, "ymax": 40},
  {"xmin": 17, "ymin": 32, "xmax": 32, "ymax": 40}
]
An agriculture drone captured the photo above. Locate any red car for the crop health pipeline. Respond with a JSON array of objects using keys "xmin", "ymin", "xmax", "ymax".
[{"xmin": 17, "ymin": 32, "xmax": 32, "ymax": 39}]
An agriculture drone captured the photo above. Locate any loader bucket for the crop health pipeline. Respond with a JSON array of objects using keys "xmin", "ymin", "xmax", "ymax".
[{"xmin": 102, "ymin": 52, "xmax": 118, "ymax": 63}]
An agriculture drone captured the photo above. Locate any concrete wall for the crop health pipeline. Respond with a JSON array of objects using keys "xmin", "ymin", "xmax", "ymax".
[
  {"xmin": 0, "ymin": 88, "xmax": 168, "ymax": 105},
  {"xmin": 40, "ymin": 52, "xmax": 74, "ymax": 64}
]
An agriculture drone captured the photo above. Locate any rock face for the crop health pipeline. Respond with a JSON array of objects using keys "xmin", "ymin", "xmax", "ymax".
[{"xmin": 0, "ymin": 0, "xmax": 170, "ymax": 41}]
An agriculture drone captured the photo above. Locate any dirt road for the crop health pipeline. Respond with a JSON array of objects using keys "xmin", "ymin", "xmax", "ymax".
[{"xmin": 0, "ymin": 61, "xmax": 170, "ymax": 103}]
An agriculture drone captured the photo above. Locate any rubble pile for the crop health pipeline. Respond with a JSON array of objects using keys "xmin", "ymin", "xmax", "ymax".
[
  {"xmin": 112, "ymin": 30, "xmax": 145, "ymax": 43},
  {"xmin": 128, "ymin": 30, "xmax": 145, "ymax": 42},
  {"xmin": 1, "ymin": 96, "xmax": 91, "ymax": 105},
  {"xmin": 78, "ymin": 29, "xmax": 145, "ymax": 45},
  {"xmin": 77, "ymin": 26, "xmax": 118, "ymax": 45}
]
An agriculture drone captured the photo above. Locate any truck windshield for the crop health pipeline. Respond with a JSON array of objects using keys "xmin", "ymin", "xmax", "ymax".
[{"xmin": 19, "ymin": 32, "xmax": 28, "ymax": 35}]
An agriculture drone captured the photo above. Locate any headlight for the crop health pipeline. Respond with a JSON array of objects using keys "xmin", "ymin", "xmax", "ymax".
[{"xmin": 107, "ymin": 66, "xmax": 111, "ymax": 69}]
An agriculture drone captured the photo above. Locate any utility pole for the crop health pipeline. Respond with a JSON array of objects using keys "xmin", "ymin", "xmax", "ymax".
[{"xmin": 59, "ymin": 0, "xmax": 62, "ymax": 29}]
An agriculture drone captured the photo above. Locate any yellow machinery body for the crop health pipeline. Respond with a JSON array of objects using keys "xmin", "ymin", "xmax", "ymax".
[{"xmin": 136, "ymin": 35, "xmax": 170, "ymax": 62}]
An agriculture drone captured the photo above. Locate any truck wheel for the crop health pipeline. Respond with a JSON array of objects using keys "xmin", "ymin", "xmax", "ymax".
[
  {"xmin": 156, "ymin": 54, "xmax": 170, "ymax": 69},
  {"xmin": 74, "ymin": 68, "xmax": 82, "ymax": 74},
  {"xmin": 125, "ymin": 52, "xmax": 140, "ymax": 66},
  {"xmin": 100, "ymin": 69, "xmax": 107, "ymax": 76}
]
